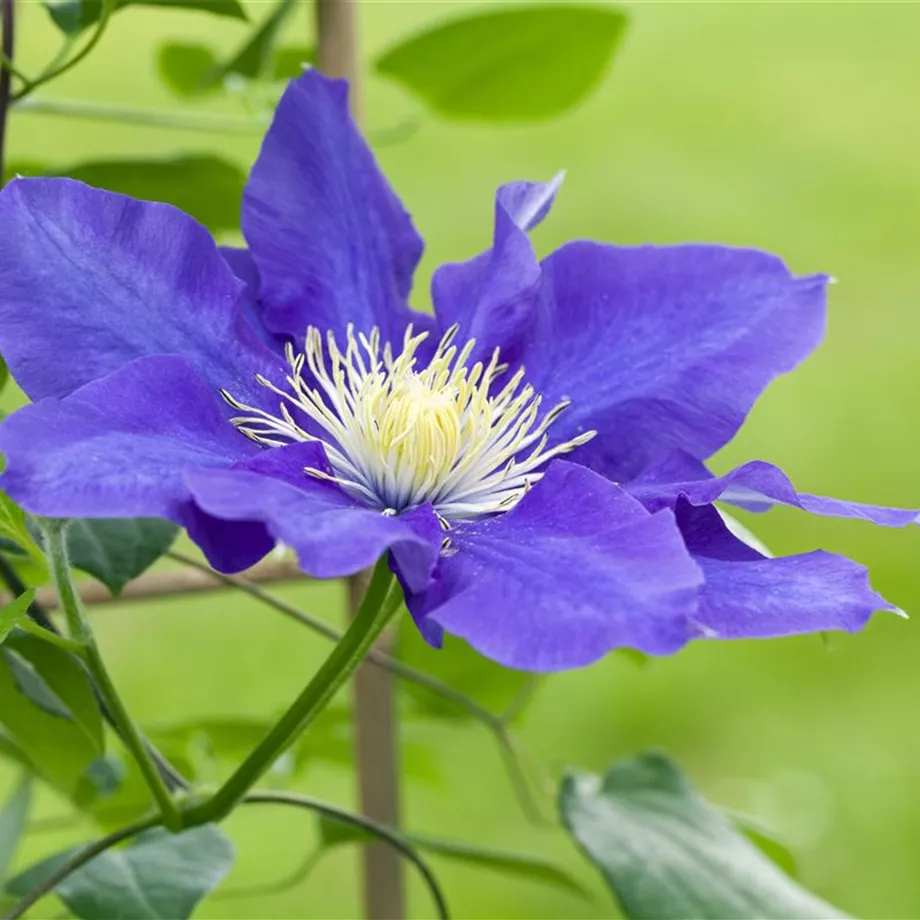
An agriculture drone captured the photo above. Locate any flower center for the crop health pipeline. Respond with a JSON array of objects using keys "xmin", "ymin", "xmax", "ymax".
[{"xmin": 221, "ymin": 324, "xmax": 595, "ymax": 523}]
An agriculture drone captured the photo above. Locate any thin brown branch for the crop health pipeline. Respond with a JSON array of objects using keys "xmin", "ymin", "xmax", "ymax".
[{"xmin": 0, "ymin": 556, "xmax": 305, "ymax": 611}]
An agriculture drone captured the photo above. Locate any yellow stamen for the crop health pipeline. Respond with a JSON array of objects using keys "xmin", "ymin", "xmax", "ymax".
[{"xmin": 222, "ymin": 324, "xmax": 595, "ymax": 522}]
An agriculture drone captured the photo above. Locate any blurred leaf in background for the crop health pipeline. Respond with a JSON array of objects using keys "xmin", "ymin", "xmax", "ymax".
[
  {"xmin": 376, "ymin": 5, "xmax": 628, "ymax": 121},
  {"xmin": 6, "ymin": 157, "xmax": 245, "ymax": 235},
  {"xmin": 44, "ymin": 0, "xmax": 247, "ymax": 36},
  {"xmin": 157, "ymin": 0, "xmax": 302, "ymax": 96}
]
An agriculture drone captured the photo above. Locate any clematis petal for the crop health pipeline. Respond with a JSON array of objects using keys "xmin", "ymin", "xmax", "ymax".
[
  {"xmin": 0, "ymin": 354, "xmax": 259, "ymax": 518},
  {"xmin": 219, "ymin": 245, "xmax": 260, "ymax": 295},
  {"xmin": 404, "ymin": 461, "xmax": 703, "ymax": 671},
  {"xmin": 242, "ymin": 70, "xmax": 427, "ymax": 345},
  {"xmin": 0, "ymin": 354, "xmax": 273, "ymax": 569},
  {"xmin": 184, "ymin": 441, "xmax": 442, "ymax": 590},
  {"xmin": 677, "ymin": 503, "xmax": 897, "ymax": 639},
  {"xmin": 431, "ymin": 175, "xmax": 562, "ymax": 368},
  {"xmin": 520, "ymin": 242, "xmax": 828, "ymax": 481},
  {"xmin": 0, "ymin": 178, "xmax": 280, "ymax": 407},
  {"xmin": 630, "ymin": 449, "xmax": 919, "ymax": 527},
  {"xmin": 219, "ymin": 245, "xmax": 286, "ymax": 352}
]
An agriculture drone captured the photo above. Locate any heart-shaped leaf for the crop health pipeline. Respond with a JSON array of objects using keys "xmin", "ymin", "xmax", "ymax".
[
  {"xmin": 559, "ymin": 752, "xmax": 846, "ymax": 919},
  {"xmin": 7, "ymin": 824, "xmax": 234, "ymax": 918}
]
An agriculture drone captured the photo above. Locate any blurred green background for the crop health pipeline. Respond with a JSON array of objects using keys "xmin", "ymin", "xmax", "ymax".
[{"xmin": 3, "ymin": 1, "xmax": 920, "ymax": 916}]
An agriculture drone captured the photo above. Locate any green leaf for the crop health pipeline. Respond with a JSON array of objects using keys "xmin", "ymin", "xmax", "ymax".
[
  {"xmin": 157, "ymin": 42, "xmax": 218, "ymax": 97},
  {"xmin": 0, "ymin": 493, "xmax": 45, "ymax": 568},
  {"xmin": 8, "ymin": 158, "xmax": 245, "ymax": 235},
  {"xmin": 0, "ymin": 645, "xmax": 100, "ymax": 796},
  {"xmin": 559, "ymin": 753, "xmax": 846, "ymax": 919},
  {"xmin": 45, "ymin": 0, "xmax": 246, "ymax": 36},
  {"xmin": 0, "ymin": 632, "xmax": 105, "ymax": 798},
  {"xmin": 0, "ymin": 357, "xmax": 8, "ymax": 396},
  {"xmin": 3, "ymin": 648, "xmax": 71, "ymax": 719},
  {"xmin": 59, "ymin": 158, "xmax": 244, "ymax": 236},
  {"xmin": 3, "ymin": 633, "xmax": 104, "ymax": 754},
  {"xmin": 64, "ymin": 518, "xmax": 178, "ymax": 596},
  {"xmin": 615, "ymin": 648, "xmax": 649, "ymax": 668},
  {"xmin": 44, "ymin": 0, "xmax": 107, "ymax": 33},
  {"xmin": 376, "ymin": 4, "xmax": 628, "ymax": 122},
  {"xmin": 158, "ymin": 33, "xmax": 310, "ymax": 98},
  {"xmin": 318, "ymin": 817, "xmax": 591, "ymax": 900},
  {"xmin": 0, "ymin": 732, "xmax": 32, "ymax": 772},
  {"xmin": 0, "ymin": 591, "xmax": 35, "ymax": 647},
  {"xmin": 0, "ymin": 777, "xmax": 31, "ymax": 882},
  {"xmin": 8, "ymin": 824, "xmax": 234, "ymax": 918},
  {"xmin": 73, "ymin": 754, "xmax": 128, "ymax": 809},
  {"xmin": 206, "ymin": 0, "xmax": 296, "ymax": 86},
  {"xmin": 396, "ymin": 617, "xmax": 534, "ymax": 721},
  {"xmin": 729, "ymin": 810, "xmax": 799, "ymax": 879}
]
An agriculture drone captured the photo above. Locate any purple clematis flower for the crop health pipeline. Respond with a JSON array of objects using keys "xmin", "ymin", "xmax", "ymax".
[{"xmin": 0, "ymin": 71, "xmax": 914, "ymax": 671}]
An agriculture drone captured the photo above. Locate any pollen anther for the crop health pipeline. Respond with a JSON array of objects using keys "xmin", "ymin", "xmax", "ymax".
[{"xmin": 224, "ymin": 324, "xmax": 595, "ymax": 522}]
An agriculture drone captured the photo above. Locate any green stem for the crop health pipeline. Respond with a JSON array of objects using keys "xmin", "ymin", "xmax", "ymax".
[
  {"xmin": 39, "ymin": 521, "xmax": 182, "ymax": 831},
  {"xmin": 241, "ymin": 792, "xmax": 450, "ymax": 920},
  {"xmin": 11, "ymin": 0, "xmax": 113, "ymax": 104},
  {"xmin": 167, "ymin": 549, "xmax": 549, "ymax": 823},
  {"xmin": 0, "ymin": 50, "xmax": 28, "ymax": 86},
  {"xmin": 17, "ymin": 617, "xmax": 86, "ymax": 656},
  {"xmin": 167, "ymin": 550, "xmax": 501, "ymax": 726},
  {"xmin": 12, "ymin": 96, "xmax": 266, "ymax": 135},
  {"xmin": 185, "ymin": 556, "xmax": 400, "ymax": 825}
]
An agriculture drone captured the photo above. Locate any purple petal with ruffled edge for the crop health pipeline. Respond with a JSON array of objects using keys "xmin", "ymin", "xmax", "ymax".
[
  {"xmin": 0, "ymin": 355, "xmax": 273, "ymax": 570},
  {"xmin": 0, "ymin": 178, "xmax": 281, "ymax": 408},
  {"xmin": 184, "ymin": 441, "xmax": 442, "ymax": 590},
  {"xmin": 515, "ymin": 242, "xmax": 828, "ymax": 481},
  {"xmin": 242, "ymin": 71, "xmax": 428, "ymax": 346},
  {"xmin": 431, "ymin": 174, "xmax": 563, "ymax": 368},
  {"xmin": 403, "ymin": 461, "xmax": 703, "ymax": 672},
  {"xmin": 630, "ymin": 449, "xmax": 919, "ymax": 527},
  {"xmin": 676, "ymin": 503, "xmax": 897, "ymax": 639}
]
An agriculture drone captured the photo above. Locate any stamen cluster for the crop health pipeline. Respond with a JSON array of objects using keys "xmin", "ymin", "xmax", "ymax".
[{"xmin": 222, "ymin": 324, "xmax": 594, "ymax": 522}]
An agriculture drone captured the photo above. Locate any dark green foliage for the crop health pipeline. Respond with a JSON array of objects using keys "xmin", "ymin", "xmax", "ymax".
[{"xmin": 559, "ymin": 753, "xmax": 846, "ymax": 919}]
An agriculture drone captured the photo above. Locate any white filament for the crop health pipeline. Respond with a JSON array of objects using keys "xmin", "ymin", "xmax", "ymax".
[{"xmin": 222, "ymin": 323, "xmax": 595, "ymax": 523}]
